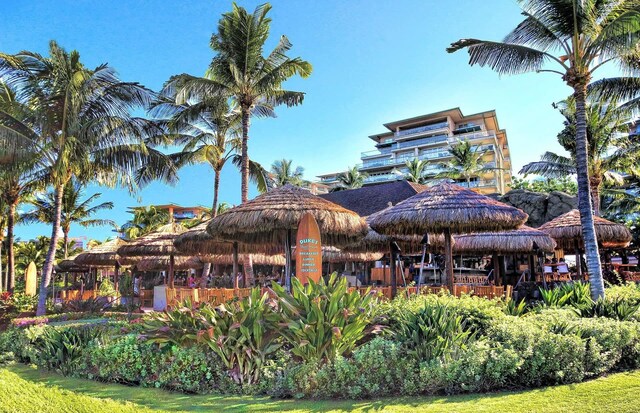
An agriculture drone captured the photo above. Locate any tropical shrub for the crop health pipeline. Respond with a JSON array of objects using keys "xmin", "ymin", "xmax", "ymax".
[
  {"xmin": 502, "ymin": 298, "xmax": 528, "ymax": 316},
  {"xmin": 97, "ymin": 278, "xmax": 117, "ymax": 297},
  {"xmin": 271, "ymin": 273, "xmax": 378, "ymax": 362},
  {"xmin": 141, "ymin": 299, "xmax": 208, "ymax": 347},
  {"xmin": 575, "ymin": 297, "xmax": 640, "ymax": 321},
  {"xmin": 61, "ymin": 297, "xmax": 110, "ymax": 314}
]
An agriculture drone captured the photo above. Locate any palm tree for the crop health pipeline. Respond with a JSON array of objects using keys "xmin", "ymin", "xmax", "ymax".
[
  {"xmin": 21, "ymin": 181, "xmax": 115, "ymax": 259},
  {"xmin": 1, "ymin": 41, "xmax": 178, "ymax": 314},
  {"xmin": 120, "ymin": 206, "xmax": 170, "ymax": 240},
  {"xmin": 447, "ymin": 0, "xmax": 640, "ymax": 299},
  {"xmin": 332, "ymin": 166, "xmax": 368, "ymax": 191},
  {"xmin": 436, "ymin": 140, "xmax": 492, "ymax": 187},
  {"xmin": 404, "ymin": 159, "xmax": 431, "ymax": 184},
  {"xmin": 269, "ymin": 159, "xmax": 307, "ymax": 187},
  {"xmin": 520, "ymin": 97, "xmax": 638, "ymax": 216},
  {"xmin": 169, "ymin": 3, "xmax": 312, "ymax": 203}
]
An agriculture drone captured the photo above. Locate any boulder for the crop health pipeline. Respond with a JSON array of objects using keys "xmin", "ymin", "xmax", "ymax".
[{"xmin": 491, "ymin": 189, "xmax": 577, "ymax": 227}]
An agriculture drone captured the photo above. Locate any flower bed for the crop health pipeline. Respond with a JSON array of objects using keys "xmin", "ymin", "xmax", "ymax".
[{"xmin": 1, "ymin": 278, "xmax": 640, "ymax": 399}]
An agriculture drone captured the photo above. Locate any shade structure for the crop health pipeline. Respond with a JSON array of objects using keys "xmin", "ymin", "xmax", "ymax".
[
  {"xmin": 174, "ymin": 221, "xmax": 281, "ymax": 256},
  {"xmin": 454, "ymin": 225, "xmax": 557, "ymax": 254},
  {"xmin": 321, "ymin": 247, "xmax": 384, "ymax": 263},
  {"xmin": 134, "ymin": 256, "xmax": 204, "ymax": 272},
  {"xmin": 538, "ymin": 209, "xmax": 632, "ymax": 250},
  {"xmin": 369, "ymin": 183, "xmax": 528, "ymax": 293},
  {"xmin": 207, "ymin": 184, "xmax": 369, "ymax": 290},
  {"xmin": 117, "ymin": 223, "xmax": 187, "ymax": 288},
  {"xmin": 75, "ymin": 238, "xmax": 128, "ymax": 267},
  {"xmin": 200, "ymin": 254, "xmax": 286, "ymax": 266},
  {"xmin": 56, "ymin": 254, "xmax": 89, "ymax": 273}
]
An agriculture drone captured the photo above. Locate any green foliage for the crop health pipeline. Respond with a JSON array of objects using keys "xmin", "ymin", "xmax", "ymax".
[
  {"xmin": 394, "ymin": 303, "xmax": 475, "ymax": 362},
  {"xmin": 141, "ymin": 299, "xmax": 207, "ymax": 348},
  {"xmin": 271, "ymin": 273, "xmax": 377, "ymax": 362},
  {"xmin": 98, "ymin": 278, "xmax": 117, "ymax": 297},
  {"xmin": 10, "ymin": 292, "xmax": 38, "ymax": 313},
  {"xmin": 576, "ymin": 297, "xmax": 640, "ymax": 321},
  {"xmin": 61, "ymin": 297, "xmax": 109, "ymax": 314},
  {"xmin": 539, "ymin": 282, "xmax": 593, "ymax": 308},
  {"xmin": 511, "ymin": 176, "xmax": 578, "ymax": 194},
  {"xmin": 502, "ymin": 298, "xmax": 528, "ymax": 316},
  {"xmin": 196, "ymin": 289, "xmax": 281, "ymax": 385}
]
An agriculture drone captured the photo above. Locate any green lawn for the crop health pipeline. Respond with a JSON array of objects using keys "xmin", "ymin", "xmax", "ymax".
[{"xmin": 1, "ymin": 364, "xmax": 639, "ymax": 413}]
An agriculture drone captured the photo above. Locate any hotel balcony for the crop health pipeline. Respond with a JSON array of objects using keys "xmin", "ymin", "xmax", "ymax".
[
  {"xmin": 394, "ymin": 121, "xmax": 450, "ymax": 140},
  {"xmin": 447, "ymin": 130, "xmax": 496, "ymax": 145}
]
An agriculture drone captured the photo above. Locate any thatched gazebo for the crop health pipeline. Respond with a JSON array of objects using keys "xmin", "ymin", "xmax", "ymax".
[
  {"xmin": 369, "ymin": 183, "xmax": 528, "ymax": 294},
  {"xmin": 75, "ymin": 238, "xmax": 128, "ymax": 290},
  {"xmin": 135, "ymin": 256, "xmax": 204, "ymax": 272},
  {"xmin": 200, "ymin": 254, "xmax": 285, "ymax": 266},
  {"xmin": 207, "ymin": 184, "xmax": 368, "ymax": 290},
  {"xmin": 117, "ymin": 223, "xmax": 187, "ymax": 288},
  {"xmin": 454, "ymin": 226, "xmax": 556, "ymax": 254},
  {"xmin": 56, "ymin": 254, "xmax": 89, "ymax": 273},
  {"xmin": 538, "ymin": 209, "xmax": 632, "ymax": 277}
]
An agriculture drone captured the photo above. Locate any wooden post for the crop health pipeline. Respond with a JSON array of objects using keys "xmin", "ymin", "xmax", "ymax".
[
  {"xmin": 168, "ymin": 254, "xmax": 175, "ymax": 288},
  {"xmin": 444, "ymin": 228, "xmax": 455, "ymax": 292},
  {"xmin": 114, "ymin": 262, "xmax": 120, "ymax": 293},
  {"xmin": 389, "ymin": 242, "xmax": 397, "ymax": 298},
  {"xmin": 574, "ymin": 239, "xmax": 582, "ymax": 279},
  {"xmin": 284, "ymin": 229, "xmax": 292, "ymax": 291},
  {"xmin": 233, "ymin": 242, "xmax": 239, "ymax": 289},
  {"xmin": 498, "ymin": 256, "xmax": 506, "ymax": 286}
]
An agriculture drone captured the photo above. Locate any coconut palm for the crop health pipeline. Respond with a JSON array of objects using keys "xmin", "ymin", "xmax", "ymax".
[
  {"xmin": 21, "ymin": 180, "xmax": 115, "ymax": 259},
  {"xmin": 332, "ymin": 166, "xmax": 368, "ymax": 192},
  {"xmin": 269, "ymin": 159, "xmax": 307, "ymax": 187},
  {"xmin": 436, "ymin": 140, "xmax": 493, "ymax": 187},
  {"xmin": 0, "ymin": 41, "xmax": 178, "ymax": 314},
  {"xmin": 168, "ymin": 3, "xmax": 312, "ymax": 203},
  {"xmin": 520, "ymin": 97, "xmax": 639, "ymax": 216},
  {"xmin": 447, "ymin": 0, "xmax": 640, "ymax": 299},
  {"xmin": 120, "ymin": 206, "xmax": 170, "ymax": 240},
  {"xmin": 404, "ymin": 158, "xmax": 431, "ymax": 184}
]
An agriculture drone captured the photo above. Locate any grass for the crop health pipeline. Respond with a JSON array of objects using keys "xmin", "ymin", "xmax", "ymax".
[{"xmin": 1, "ymin": 364, "xmax": 639, "ymax": 413}]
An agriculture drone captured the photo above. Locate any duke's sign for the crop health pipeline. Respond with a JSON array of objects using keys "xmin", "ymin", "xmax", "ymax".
[{"xmin": 295, "ymin": 213, "xmax": 322, "ymax": 284}]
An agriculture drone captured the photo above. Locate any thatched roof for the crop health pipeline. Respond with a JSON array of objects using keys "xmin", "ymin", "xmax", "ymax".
[
  {"xmin": 206, "ymin": 184, "xmax": 368, "ymax": 248},
  {"xmin": 117, "ymin": 223, "xmax": 186, "ymax": 257},
  {"xmin": 135, "ymin": 256, "xmax": 204, "ymax": 272},
  {"xmin": 75, "ymin": 238, "xmax": 127, "ymax": 266},
  {"xmin": 320, "ymin": 247, "xmax": 384, "ymax": 263},
  {"xmin": 538, "ymin": 209, "xmax": 632, "ymax": 249},
  {"xmin": 200, "ymin": 254, "xmax": 286, "ymax": 266},
  {"xmin": 320, "ymin": 180, "xmax": 428, "ymax": 217},
  {"xmin": 174, "ymin": 221, "xmax": 281, "ymax": 255},
  {"xmin": 453, "ymin": 225, "xmax": 557, "ymax": 254},
  {"xmin": 369, "ymin": 183, "xmax": 528, "ymax": 235},
  {"xmin": 56, "ymin": 255, "xmax": 89, "ymax": 273}
]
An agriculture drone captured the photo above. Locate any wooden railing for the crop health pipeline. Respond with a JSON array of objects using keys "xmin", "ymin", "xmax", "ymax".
[{"xmin": 348, "ymin": 285, "xmax": 511, "ymax": 300}]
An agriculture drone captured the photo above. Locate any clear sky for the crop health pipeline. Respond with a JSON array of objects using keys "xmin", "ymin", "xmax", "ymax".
[{"xmin": 1, "ymin": 0, "xmax": 611, "ymax": 242}]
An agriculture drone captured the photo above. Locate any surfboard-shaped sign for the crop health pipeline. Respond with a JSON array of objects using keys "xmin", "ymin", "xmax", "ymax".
[
  {"xmin": 25, "ymin": 261, "xmax": 37, "ymax": 296},
  {"xmin": 296, "ymin": 212, "xmax": 322, "ymax": 284}
]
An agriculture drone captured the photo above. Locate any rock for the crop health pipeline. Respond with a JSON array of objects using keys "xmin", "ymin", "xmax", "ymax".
[{"xmin": 492, "ymin": 189, "xmax": 577, "ymax": 227}]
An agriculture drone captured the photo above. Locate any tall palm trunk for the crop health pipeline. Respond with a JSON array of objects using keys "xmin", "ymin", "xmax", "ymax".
[
  {"xmin": 240, "ymin": 107, "xmax": 250, "ymax": 204},
  {"xmin": 212, "ymin": 169, "xmax": 221, "ymax": 217},
  {"xmin": 36, "ymin": 183, "xmax": 64, "ymax": 315},
  {"xmin": 0, "ymin": 237, "xmax": 3, "ymax": 292},
  {"xmin": 7, "ymin": 202, "xmax": 16, "ymax": 292},
  {"xmin": 573, "ymin": 84, "xmax": 604, "ymax": 299},
  {"xmin": 244, "ymin": 255, "xmax": 254, "ymax": 287},
  {"xmin": 590, "ymin": 177, "xmax": 602, "ymax": 217},
  {"xmin": 63, "ymin": 228, "xmax": 70, "ymax": 259}
]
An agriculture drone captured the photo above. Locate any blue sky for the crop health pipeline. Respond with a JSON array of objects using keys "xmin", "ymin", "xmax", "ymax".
[{"xmin": 1, "ymin": 1, "xmax": 611, "ymax": 242}]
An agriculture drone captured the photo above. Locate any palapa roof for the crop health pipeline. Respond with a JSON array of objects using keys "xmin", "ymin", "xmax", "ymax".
[
  {"xmin": 320, "ymin": 180, "xmax": 428, "ymax": 217},
  {"xmin": 369, "ymin": 182, "xmax": 528, "ymax": 235},
  {"xmin": 56, "ymin": 254, "xmax": 89, "ymax": 273},
  {"xmin": 134, "ymin": 256, "xmax": 204, "ymax": 272},
  {"xmin": 538, "ymin": 209, "xmax": 632, "ymax": 249},
  {"xmin": 75, "ymin": 238, "xmax": 127, "ymax": 266},
  {"xmin": 117, "ymin": 223, "xmax": 186, "ymax": 257},
  {"xmin": 453, "ymin": 225, "xmax": 556, "ymax": 254},
  {"xmin": 200, "ymin": 254, "xmax": 286, "ymax": 266},
  {"xmin": 174, "ymin": 221, "xmax": 281, "ymax": 255},
  {"xmin": 321, "ymin": 247, "xmax": 384, "ymax": 263},
  {"xmin": 206, "ymin": 184, "xmax": 368, "ymax": 248}
]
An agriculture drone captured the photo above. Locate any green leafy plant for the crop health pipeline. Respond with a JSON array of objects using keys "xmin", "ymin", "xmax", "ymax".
[
  {"xmin": 61, "ymin": 297, "xmax": 109, "ymax": 314},
  {"xmin": 141, "ymin": 299, "xmax": 208, "ymax": 348},
  {"xmin": 97, "ymin": 278, "xmax": 117, "ymax": 297},
  {"xmin": 503, "ymin": 298, "xmax": 528, "ymax": 316},
  {"xmin": 575, "ymin": 297, "xmax": 640, "ymax": 321},
  {"xmin": 271, "ymin": 273, "xmax": 378, "ymax": 362},
  {"xmin": 197, "ymin": 289, "xmax": 281, "ymax": 385},
  {"xmin": 394, "ymin": 303, "xmax": 476, "ymax": 361}
]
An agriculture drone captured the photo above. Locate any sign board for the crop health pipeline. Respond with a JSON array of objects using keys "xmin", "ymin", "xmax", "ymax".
[
  {"xmin": 295, "ymin": 213, "xmax": 322, "ymax": 284},
  {"xmin": 25, "ymin": 261, "xmax": 37, "ymax": 296}
]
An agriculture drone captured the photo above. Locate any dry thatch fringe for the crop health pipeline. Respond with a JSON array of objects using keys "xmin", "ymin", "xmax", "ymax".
[
  {"xmin": 56, "ymin": 254, "xmax": 89, "ymax": 273},
  {"xmin": 135, "ymin": 256, "xmax": 204, "ymax": 272},
  {"xmin": 321, "ymin": 247, "xmax": 384, "ymax": 263},
  {"xmin": 75, "ymin": 238, "xmax": 128, "ymax": 266},
  {"xmin": 174, "ymin": 221, "xmax": 282, "ymax": 255},
  {"xmin": 453, "ymin": 225, "xmax": 557, "ymax": 254},
  {"xmin": 369, "ymin": 182, "xmax": 528, "ymax": 235},
  {"xmin": 117, "ymin": 223, "xmax": 187, "ymax": 257},
  {"xmin": 206, "ymin": 184, "xmax": 369, "ymax": 247},
  {"xmin": 199, "ymin": 254, "xmax": 286, "ymax": 266},
  {"xmin": 538, "ymin": 209, "xmax": 632, "ymax": 250}
]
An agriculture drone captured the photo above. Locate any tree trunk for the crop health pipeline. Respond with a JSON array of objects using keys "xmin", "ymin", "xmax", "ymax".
[
  {"xmin": 63, "ymin": 229, "xmax": 70, "ymax": 259},
  {"xmin": 213, "ymin": 169, "xmax": 221, "ymax": 217},
  {"xmin": 233, "ymin": 242, "xmax": 239, "ymax": 289},
  {"xmin": 389, "ymin": 242, "xmax": 397, "ymax": 299},
  {"xmin": 590, "ymin": 177, "xmax": 601, "ymax": 217},
  {"xmin": 37, "ymin": 184, "xmax": 64, "ymax": 315},
  {"xmin": 168, "ymin": 254, "xmax": 175, "ymax": 289},
  {"xmin": 7, "ymin": 201, "xmax": 16, "ymax": 292},
  {"xmin": 0, "ymin": 238, "xmax": 3, "ymax": 292},
  {"xmin": 244, "ymin": 254, "xmax": 254, "ymax": 288},
  {"xmin": 573, "ymin": 84, "xmax": 604, "ymax": 299},
  {"xmin": 444, "ymin": 228, "xmax": 454, "ymax": 292},
  {"xmin": 241, "ymin": 107, "xmax": 250, "ymax": 204}
]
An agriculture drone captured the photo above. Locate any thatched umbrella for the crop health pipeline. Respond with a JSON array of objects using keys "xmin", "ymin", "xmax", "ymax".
[
  {"xmin": 538, "ymin": 209, "xmax": 632, "ymax": 278},
  {"xmin": 369, "ymin": 183, "xmax": 528, "ymax": 294},
  {"xmin": 75, "ymin": 238, "xmax": 128, "ymax": 290},
  {"xmin": 454, "ymin": 226, "xmax": 556, "ymax": 254},
  {"xmin": 117, "ymin": 223, "xmax": 186, "ymax": 288},
  {"xmin": 56, "ymin": 255, "xmax": 89, "ymax": 273},
  {"xmin": 200, "ymin": 253, "xmax": 286, "ymax": 266},
  {"xmin": 207, "ymin": 184, "xmax": 368, "ymax": 290},
  {"xmin": 135, "ymin": 256, "xmax": 204, "ymax": 272},
  {"xmin": 321, "ymin": 247, "xmax": 383, "ymax": 263}
]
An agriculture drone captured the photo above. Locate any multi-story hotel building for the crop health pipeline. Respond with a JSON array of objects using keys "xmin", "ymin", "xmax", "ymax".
[{"xmin": 318, "ymin": 108, "xmax": 512, "ymax": 195}]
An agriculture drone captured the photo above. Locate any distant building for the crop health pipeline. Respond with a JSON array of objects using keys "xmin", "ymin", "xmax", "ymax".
[
  {"xmin": 127, "ymin": 204, "xmax": 208, "ymax": 223},
  {"xmin": 318, "ymin": 107, "xmax": 512, "ymax": 195}
]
